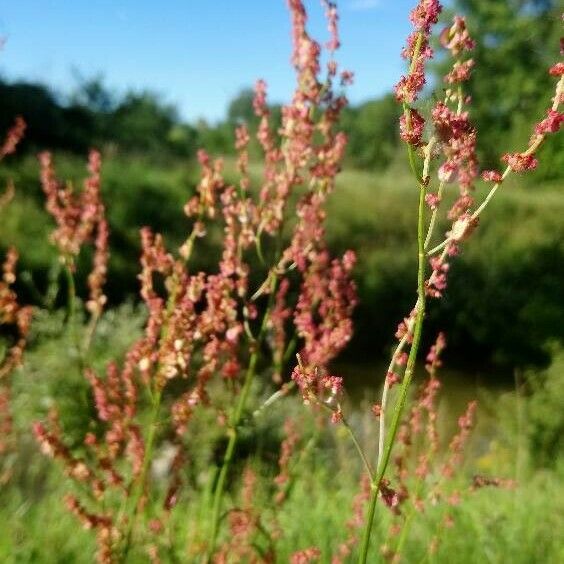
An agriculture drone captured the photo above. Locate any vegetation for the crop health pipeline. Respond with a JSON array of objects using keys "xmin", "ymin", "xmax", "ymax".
[{"xmin": 0, "ymin": 0, "xmax": 563, "ymax": 563}]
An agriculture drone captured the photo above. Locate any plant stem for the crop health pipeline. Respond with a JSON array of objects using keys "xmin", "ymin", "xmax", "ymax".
[
  {"xmin": 342, "ymin": 415, "xmax": 374, "ymax": 477},
  {"xmin": 393, "ymin": 478, "xmax": 425, "ymax": 560},
  {"xmin": 82, "ymin": 312, "xmax": 100, "ymax": 353},
  {"xmin": 377, "ymin": 333, "xmax": 409, "ymax": 471},
  {"xmin": 358, "ymin": 182, "xmax": 427, "ymax": 564},
  {"xmin": 207, "ymin": 351, "xmax": 259, "ymax": 560},
  {"xmin": 424, "ymin": 180, "xmax": 445, "ymax": 250},
  {"xmin": 252, "ymin": 381, "xmax": 296, "ymax": 419},
  {"xmin": 207, "ymin": 251, "xmax": 281, "ymax": 560},
  {"xmin": 64, "ymin": 263, "xmax": 86, "ymax": 373},
  {"xmin": 64, "ymin": 264, "xmax": 77, "ymax": 327}
]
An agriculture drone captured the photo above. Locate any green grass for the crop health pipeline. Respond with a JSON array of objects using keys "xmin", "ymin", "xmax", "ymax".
[{"xmin": 1, "ymin": 302, "xmax": 563, "ymax": 562}]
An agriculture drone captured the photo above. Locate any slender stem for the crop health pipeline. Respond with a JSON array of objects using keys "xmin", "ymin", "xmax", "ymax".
[
  {"xmin": 395, "ymin": 504, "xmax": 418, "ymax": 558},
  {"xmin": 64, "ymin": 263, "xmax": 86, "ymax": 374},
  {"xmin": 207, "ymin": 351, "xmax": 259, "ymax": 560},
  {"xmin": 341, "ymin": 414, "xmax": 374, "ymax": 477},
  {"xmin": 426, "ymin": 238, "xmax": 449, "ymax": 256},
  {"xmin": 424, "ymin": 180, "xmax": 445, "ymax": 250},
  {"xmin": 121, "ymin": 271, "xmax": 185, "ymax": 559},
  {"xmin": 206, "ymin": 234, "xmax": 285, "ymax": 559},
  {"xmin": 358, "ymin": 183, "xmax": 427, "ymax": 564},
  {"xmin": 64, "ymin": 264, "xmax": 77, "ymax": 327},
  {"xmin": 315, "ymin": 397, "xmax": 375, "ymax": 479},
  {"xmin": 82, "ymin": 312, "xmax": 100, "ymax": 353},
  {"xmin": 377, "ymin": 333, "xmax": 409, "ymax": 471},
  {"xmin": 393, "ymin": 479, "xmax": 425, "ymax": 560},
  {"xmin": 252, "ymin": 381, "xmax": 296, "ymax": 419},
  {"xmin": 377, "ymin": 138, "xmax": 433, "ymax": 469}
]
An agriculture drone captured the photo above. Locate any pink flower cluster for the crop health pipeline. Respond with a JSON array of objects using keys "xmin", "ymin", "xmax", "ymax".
[
  {"xmin": 0, "ymin": 116, "xmax": 26, "ymax": 160},
  {"xmin": 395, "ymin": 0, "xmax": 442, "ymax": 103},
  {"xmin": 33, "ymin": 3, "xmax": 358, "ymax": 558},
  {"xmin": 0, "ymin": 248, "xmax": 33, "ymax": 455},
  {"xmin": 39, "ymin": 150, "xmax": 109, "ymax": 315}
]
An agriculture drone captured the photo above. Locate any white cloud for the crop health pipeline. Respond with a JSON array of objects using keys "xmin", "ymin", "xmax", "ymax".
[{"xmin": 348, "ymin": 0, "xmax": 382, "ymax": 11}]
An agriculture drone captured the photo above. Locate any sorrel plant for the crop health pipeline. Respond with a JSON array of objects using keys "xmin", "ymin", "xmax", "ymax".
[{"xmin": 0, "ymin": 0, "xmax": 558, "ymax": 562}]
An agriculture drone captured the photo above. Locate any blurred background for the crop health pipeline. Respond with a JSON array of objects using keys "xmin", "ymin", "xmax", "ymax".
[
  {"xmin": 0, "ymin": 0, "xmax": 563, "ymax": 561},
  {"xmin": 1, "ymin": 0, "xmax": 562, "ymax": 371}
]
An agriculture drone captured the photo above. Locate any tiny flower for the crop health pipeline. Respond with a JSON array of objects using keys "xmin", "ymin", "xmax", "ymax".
[
  {"xmin": 501, "ymin": 152, "xmax": 538, "ymax": 172},
  {"xmin": 291, "ymin": 547, "xmax": 321, "ymax": 564},
  {"xmin": 399, "ymin": 108, "xmax": 426, "ymax": 146},
  {"xmin": 534, "ymin": 109, "xmax": 564, "ymax": 135},
  {"xmin": 409, "ymin": 0, "xmax": 442, "ymax": 33},
  {"xmin": 548, "ymin": 62, "xmax": 564, "ymax": 76},
  {"xmin": 438, "ymin": 161, "xmax": 458, "ymax": 183},
  {"xmin": 0, "ymin": 116, "xmax": 26, "ymax": 159},
  {"xmin": 340, "ymin": 70, "xmax": 354, "ymax": 86},
  {"xmin": 395, "ymin": 352, "xmax": 409, "ymax": 366},
  {"xmin": 481, "ymin": 170, "xmax": 503, "ymax": 183},
  {"xmin": 439, "ymin": 16, "xmax": 475, "ymax": 56},
  {"xmin": 386, "ymin": 371, "xmax": 400, "ymax": 387},
  {"xmin": 425, "ymin": 193, "xmax": 441, "ymax": 210},
  {"xmin": 449, "ymin": 213, "xmax": 478, "ymax": 242},
  {"xmin": 394, "ymin": 66, "xmax": 426, "ymax": 103},
  {"xmin": 444, "ymin": 59, "xmax": 474, "ymax": 84}
]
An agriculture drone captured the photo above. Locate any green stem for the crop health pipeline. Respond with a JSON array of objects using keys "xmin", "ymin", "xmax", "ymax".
[
  {"xmin": 252, "ymin": 381, "xmax": 296, "ymax": 419},
  {"xmin": 394, "ymin": 479, "xmax": 425, "ymax": 560},
  {"xmin": 64, "ymin": 264, "xmax": 77, "ymax": 327},
  {"xmin": 342, "ymin": 415, "xmax": 374, "ymax": 477},
  {"xmin": 82, "ymin": 312, "xmax": 100, "ymax": 353},
  {"xmin": 207, "ymin": 351, "xmax": 259, "ymax": 560},
  {"xmin": 424, "ymin": 180, "xmax": 445, "ymax": 250},
  {"xmin": 206, "ymin": 248, "xmax": 280, "ymax": 560},
  {"xmin": 358, "ymin": 183, "xmax": 427, "ymax": 564},
  {"xmin": 64, "ymin": 263, "xmax": 87, "ymax": 374}
]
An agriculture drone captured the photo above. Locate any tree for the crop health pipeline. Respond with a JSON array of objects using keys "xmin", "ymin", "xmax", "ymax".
[
  {"xmin": 340, "ymin": 94, "xmax": 400, "ymax": 169},
  {"xmin": 111, "ymin": 92, "xmax": 178, "ymax": 153},
  {"xmin": 227, "ymin": 88, "xmax": 258, "ymax": 127}
]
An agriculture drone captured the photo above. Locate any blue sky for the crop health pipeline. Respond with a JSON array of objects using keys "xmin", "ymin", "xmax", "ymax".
[{"xmin": 0, "ymin": 1, "xmax": 419, "ymax": 123}]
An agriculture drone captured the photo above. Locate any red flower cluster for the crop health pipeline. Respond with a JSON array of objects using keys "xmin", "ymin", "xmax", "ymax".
[
  {"xmin": 409, "ymin": 0, "xmax": 442, "ymax": 34},
  {"xmin": 40, "ymin": 151, "xmax": 103, "ymax": 261},
  {"xmin": 400, "ymin": 108, "xmax": 426, "ymax": 146},
  {"xmin": 395, "ymin": 1, "xmax": 442, "ymax": 103},
  {"xmin": 32, "ymin": 2, "xmax": 358, "ymax": 558},
  {"xmin": 501, "ymin": 152, "xmax": 539, "ymax": 173},
  {"xmin": 481, "ymin": 170, "xmax": 503, "ymax": 183},
  {"xmin": 39, "ymin": 150, "xmax": 109, "ymax": 317},
  {"xmin": 431, "ymin": 101, "xmax": 478, "ymax": 206},
  {"xmin": 0, "ymin": 248, "xmax": 33, "ymax": 456},
  {"xmin": 440, "ymin": 16, "xmax": 475, "ymax": 54},
  {"xmin": 0, "ymin": 116, "xmax": 26, "ymax": 160}
]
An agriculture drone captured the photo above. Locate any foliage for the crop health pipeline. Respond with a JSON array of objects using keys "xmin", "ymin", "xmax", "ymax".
[
  {"xmin": 340, "ymin": 95, "xmax": 400, "ymax": 169},
  {"xmin": 0, "ymin": 0, "xmax": 563, "ymax": 563},
  {"xmin": 2, "ymin": 156, "xmax": 563, "ymax": 369},
  {"xmin": 526, "ymin": 347, "xmax": 564, "ymax": 467}
]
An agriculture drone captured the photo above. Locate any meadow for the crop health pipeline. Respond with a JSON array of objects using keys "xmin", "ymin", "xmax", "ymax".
[
  {"xmin": 1, "ymin": 156, "xmax": 563, "ymax": 562},
  {"xmin": 1, "ymin": 0, "xmax": 563, "ymax": 563}
]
